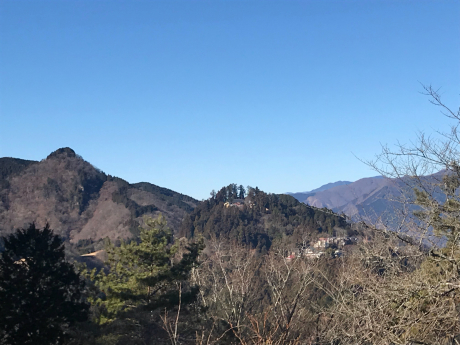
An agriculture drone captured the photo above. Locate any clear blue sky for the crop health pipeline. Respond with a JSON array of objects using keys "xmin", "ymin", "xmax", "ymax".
[{"xmin": 1, "ymin": 0, "xmax": 459, "ymax": 200}]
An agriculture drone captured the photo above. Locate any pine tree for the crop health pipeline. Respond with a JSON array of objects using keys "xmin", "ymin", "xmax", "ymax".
[
  {"xmin": 0, "ymin": 223, "xmax": 89, "ymax": 345},
  {"xmin": 89, "ymin": 214, "xmax": 203, "ymax": 324}
]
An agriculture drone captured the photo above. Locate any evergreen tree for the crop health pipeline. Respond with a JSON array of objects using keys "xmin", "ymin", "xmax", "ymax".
[
  {"xmin": 89, "ymin": 214, "xmax": 203, "ymax": 324},
  {"xmin": 238, "ymin": 184, "xmax": 246, "ymax": 199},
  {"xmin": 0, "ymin": 223, "xmax": 89, "ymax": 345},
  {"xmin": 231, "ymin": 183, "xmax": 238, "ymax": 199}
]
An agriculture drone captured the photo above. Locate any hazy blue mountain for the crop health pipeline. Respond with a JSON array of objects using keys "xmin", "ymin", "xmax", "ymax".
[
  {"xmin": 305, "ymin": 176, "xmax": 396, "ymax": 219},
  {"xmin": 287, "ymin": 175, "xmax": 432, "ymax": 226},
  {"xmin": 303, "ymin": 175, "xmax": 447, "ymax": 228}
]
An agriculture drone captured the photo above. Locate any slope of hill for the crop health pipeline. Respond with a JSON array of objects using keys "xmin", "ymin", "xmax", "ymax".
[
  {"xmin": 0, "ymin": 148, "xmax": 198, "ymax": 242},
  {"xmin": 180, "ymin": 184, "xmax": 356, "ymax": 251}
]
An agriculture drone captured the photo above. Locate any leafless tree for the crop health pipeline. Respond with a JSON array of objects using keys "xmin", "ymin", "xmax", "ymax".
[
  {"xmin": 318, "ymin": 86, "xmax": 460, "ymax": 345},
  {"xmin": 192, "ymin": 240, "xmax": 327, "ymax": 344},
  {"xmin": 261, "ymin": 249, "xmax": 317, "ymax": 343},
  {"xmin": 190, "ymin": 240, "xmax": 261, "ymax": 342}
]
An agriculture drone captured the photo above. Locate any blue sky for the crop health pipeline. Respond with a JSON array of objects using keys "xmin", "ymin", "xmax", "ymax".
[{"xmin": 1, "ymin": 0, "xmax": 459, "ymax": 200}]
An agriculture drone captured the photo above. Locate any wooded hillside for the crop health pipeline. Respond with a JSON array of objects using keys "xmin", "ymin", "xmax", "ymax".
[
  {"xmin": 0, "ymin": 148, "xmax": 198, "ymax": 243},
  {"xmin": 180, "ymin": 183, "xmax": 356, "ymax": 251}
]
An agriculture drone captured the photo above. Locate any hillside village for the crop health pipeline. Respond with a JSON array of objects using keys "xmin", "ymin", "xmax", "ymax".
[{"xmin": 286, "ymin": 236, "xmax": 359, "ymax": 260}]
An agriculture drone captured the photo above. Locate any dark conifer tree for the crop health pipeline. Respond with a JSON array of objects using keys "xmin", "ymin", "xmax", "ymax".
[
  {"xmin": 238, "ymin": 185, "xmax": 246, "ymax": 199},
  {"xmin": 0, "ymin": 223, "xmax": 89, "ymax": 345},
  {"xmin": 216, "ymin": 187, "xmax": 227, "ymax": 203},
  {"xmin": 231, "ymin": 183, "xmax": 238, "ymax": 199}
]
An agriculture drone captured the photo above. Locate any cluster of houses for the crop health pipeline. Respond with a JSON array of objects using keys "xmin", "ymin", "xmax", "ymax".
[
  {"xmin": 223, "ymin": 199, "xmax": 246, "ymax": 209},
  {"xmin": 224, "ymin": 199, "xmax": 265, "ymax": 210},
  {"xmin": 312, "ymin": 237, "xmax": 357, "ymax": 249},
  {"xmin": 285, "ymin": 236, "xmax": 358, "ymax": 261}
]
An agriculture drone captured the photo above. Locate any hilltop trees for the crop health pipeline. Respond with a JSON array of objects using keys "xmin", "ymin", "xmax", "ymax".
[
  {"xmin": 179, "ymin": 183, "xmax": 351, "ymax": 249},
  {"xmin": 0, "ymin": 223, "xmax": 89, "ymax": 345}
]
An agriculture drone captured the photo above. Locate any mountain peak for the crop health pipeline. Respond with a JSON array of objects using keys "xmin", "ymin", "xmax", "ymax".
[{"xmin": 46, "ymin": 147, "xmax": 77, "ymax": 160}]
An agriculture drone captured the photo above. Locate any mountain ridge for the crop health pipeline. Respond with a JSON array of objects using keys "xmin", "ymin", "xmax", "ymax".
[
  {"xmin": 287, "ymin": 180, "xmax": 353, "ymax": 203},
  {"xmin": 0, "ymin": 148, "xmax": 198, "ymax": 243}
]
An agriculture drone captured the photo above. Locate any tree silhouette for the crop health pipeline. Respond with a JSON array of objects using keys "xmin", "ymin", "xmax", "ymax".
[{"xmin": 0, "ymin": 223, "xmax": 89, "ymax": 345}]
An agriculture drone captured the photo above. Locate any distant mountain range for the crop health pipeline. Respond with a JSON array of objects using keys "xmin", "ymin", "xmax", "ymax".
[
  {"xmin": 288, "ymin": 176, "xmax": 408, "ymax": 222},
  {"xmin": 0, "ymin": 148, "xmax": 198, "ymax": 242}
]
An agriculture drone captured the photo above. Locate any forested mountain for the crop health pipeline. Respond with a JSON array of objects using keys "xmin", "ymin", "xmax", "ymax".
[
  {"xmin": 0, "ymin": 148, "xmax": 198, "ymax": 242},
  {"xmin": 180, "ymin": 184, "xmax": 356, "ymax": 251},
  {"xmin": 0, "ymin": 148, "xmax": 362, "ymax": 253}
]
